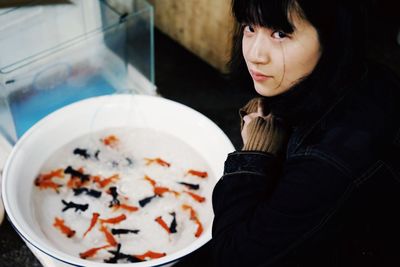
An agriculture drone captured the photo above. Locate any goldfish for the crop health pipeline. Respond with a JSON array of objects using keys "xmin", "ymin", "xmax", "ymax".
[
  {"xmin": 53, "ymin": 217, "xmax": 75, "ymax": 238},
  {"xmin": 186, "ymin": 169, "xmax": 208, "ymax": 178},
  {"xmin": 79, "ymin": 245, "xmax": 111, "ymax": 259},
  {"xmin": 83, "ymin": 212, "xmax": 100, "ymax": 237},
  {"xmin": 144, "ymin": 157, "xmax": 171, "ymax": 167}
]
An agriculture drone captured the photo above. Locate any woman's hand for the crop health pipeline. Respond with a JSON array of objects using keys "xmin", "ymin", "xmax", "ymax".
[{"xmin": 240, "ymin": 98, "xmax": 290, "ymax": 155}]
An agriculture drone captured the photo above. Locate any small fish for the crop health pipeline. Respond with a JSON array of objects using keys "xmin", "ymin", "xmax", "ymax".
[
  {"xmin": 134, "ymin": 251, "xmax": 166, "ymax": 261},
  {"xmin": 178, "ymin": 182, "xmax": 200, "ymax": 190},
  {"xmin": 102, "ymin": 135, "xmax": 119, "ymax": 147},
  {"xmin": 73, "ymin": 148, "xmax": 91, "ymax": 159},
  {"xmin": 193, "ymin": 217, "xmax": 204, "ymax": 238},
  {"xmin": 184, "ymin": 191, "xmax": 206, "ymax": 203},
  {"xmin": 34, "ymin": 179, "xmax": 62, "ymax": 192},
  {"xmin": 73, "ymin": 187, "xmax": 102, "ymax": 198},
  {"xmin": 37, "ymin": 169, "xmax": 64, "ymax": 181},
  {"xmin": 79, "ymin": 244, "xmax": 111, "ymax": 259},
  {"xmin": 108, "ymin": 186, "xmax": 121, "ymax": 207},
  {"xmin": 104, "ymin": 244, "xmax": 123, "ymax": 263},
  {"xmin": 53, "ymin": 217, "xmax": 75, "ymax": 238},
  {"xmin": 64, "ymin": 166, "xmax": 90, "ymax": 183},
  {"xmin": 100, "ymin": 224, "xmax": 118, "ymax": 246},
  {"xmin": 153, "ymin": 186, "xmax": 169, "ymax": 196},
  {"xmin": 111, "ymin": 228, "xmax": 140, "ymax": 236},
  {"xmin": 111, "ymin": 161, "xmax": 119, "ymax": 168},
  {"xmin": 155, "ymin": 216, "xmax": 171, "ymax": 234},
  {"xmin": 94, "ymin": 150, "xmax": 100, "ymax": 160},
  {"xmin": 93, "ymin": 174, "xmax": 119, "ymax": 188},
  {"xmin": 186, "ymin": 169, "xmax": 208, "ymax": 178},
  {"xmin": 61, "ymin": 200, "xmax": 89, "ymax": 212},
  {"xmin": 114, "ymin": 203, "xmax": 139, "ymax": 212},
  {"xmin": 182, "ymin": 204, "xmax": 203, "ymax": 237},
  {"xmin": 144, "ymin": 175, "xmax": 157, "ymax": 186},
  {"xmin": 83, "ymin": 212, "xmax": 100, "ymax": 237},
  {"xmin": 138, "ymin": 195, "xmax": 157, "ymax": 207},
  {"xmin": 144, "ymin": 157, "xmax": 171, "ymax": 167},
  {"xmin": 169, "ymin": 212, "xmax": 177, "ymax": 233},
  {"xmin": 34, "ymin": 169, "xmax": 64, "ymax": 192},
  {"xmin": 154, "ymin": 186, "xmax": 180, "ymax": 197},
  {"xmin": 100, "ymin": 214, "xmax": 127, "ymax": 225},
  {"xmin": 106, "ymin": 244, "xmax": 143, "ymax": 263},
  {"xmin": 125, "ymin": 157, "xmax": 133, "ymax": 166},
  {"xmin": 182, "ymin": 204, "xmax": 196, "ymax": 220}
]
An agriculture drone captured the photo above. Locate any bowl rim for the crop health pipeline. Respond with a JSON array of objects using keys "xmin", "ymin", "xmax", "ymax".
[{"xmin": 2, "ymin": 94, "xmax": 234, "ymax": 266}]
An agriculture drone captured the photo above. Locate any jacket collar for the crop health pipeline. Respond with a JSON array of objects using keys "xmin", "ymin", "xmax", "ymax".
[{"xmin": 288, "ymin": 65, "xmax": 369, "ymax": 155}]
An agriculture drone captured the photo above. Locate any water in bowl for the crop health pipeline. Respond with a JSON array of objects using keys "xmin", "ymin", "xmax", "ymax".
[{"xmin": 32, "ymin": 127, "xmax": 214, "ymax": 264}]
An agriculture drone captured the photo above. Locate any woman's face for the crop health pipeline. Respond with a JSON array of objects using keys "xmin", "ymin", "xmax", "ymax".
[{"xmin": 242, "ymin": 13, "xmax": 322, "ymax": 97}]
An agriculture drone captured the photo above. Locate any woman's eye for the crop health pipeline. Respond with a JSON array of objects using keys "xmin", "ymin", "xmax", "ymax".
[
  {"xmin": 272, "ymin": 31, "xmax": 288, "ymax": 39},
  {"xmin": 244, "ymin": 25, "xmax": 255, "ymax": 33}
]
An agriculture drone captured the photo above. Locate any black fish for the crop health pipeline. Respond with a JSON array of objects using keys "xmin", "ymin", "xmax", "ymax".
[
  {"xmin": 169, "ymin": 212, "xmax": 177, "ymax": 233},
  {"xmin": 94, "ymin": 150, "xmax": 100, "ymax": 160},
  {"xmin": 105, "ymin": 244, "xmax": 143, "ymax": 263},
  {"xmin": 73, "ymin": 187, "xmax": 102, "ymax": 198},
  {"xmin": 138, "ymin": 195, "xmax": 157, "ymax": 207},
  {"xmin": 61, "ymin": 200, "xmax": 88, "ymax": 212},
  {"xmin": 64, "ymin": 166, "xmax": 90, "ymax": 183},
  {"xmin": 73, "ymin": 148, "xmax": 91, "ymax": 159},
  {"xmin": 111, "ymin": 161, "xmax": 119, "ymax": 168},
  {"xmin": 108, "ymin": 186, "xmax": 120, "ymax": 207},
  {"xmin": 125, "ymin": 157, "xmax": 133, "ymax": 166},
  {"xmin": 105, "ymin": 244, "xmax": 122, "ymax": 263},
  {"xmin": 178, "ymin": 182, "xmax": 200, "ymax": 190},
  {"xmin": 111, "ymin": 228, "xmax": 140, "ymax": 235}
]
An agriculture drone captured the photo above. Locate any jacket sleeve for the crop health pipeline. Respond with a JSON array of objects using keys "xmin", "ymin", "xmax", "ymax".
[{"xmin": 212, "ymin": 151, "xmax": 352, "ymax": 267}]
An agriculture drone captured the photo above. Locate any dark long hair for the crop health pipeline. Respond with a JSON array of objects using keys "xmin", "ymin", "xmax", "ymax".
[{"xmin": 230, "ymin": 0, "xmax": 369, "ymax": 123}]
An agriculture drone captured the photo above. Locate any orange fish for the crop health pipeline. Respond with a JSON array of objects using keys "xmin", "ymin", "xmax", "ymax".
[
  {"xmin": 79, "ymin": 244, "xmax": 111, "ymax": 259},
  {"xmin": 184, "ymin": 191, "xmax": 206, "ymax": 203},
  {"xmin": 35, "ymin": 179, "xmax": 62, "ymax": 192},
  {"xmin": 154, "ymin": 186, "xmax": 180, "ymax": 197},
  {"xmin": 144, "ymin": 175, "xmax": 157, "ymax": 187},
  {"xmin": 182, "ymin": 204, "xmax": 203, "ymax": 238},
  {"xmin": 186, "ymin": 169, "xmax": 208, "ymax": 178},
  {"xmin": 38, "ymin": 169, "xmax": 64, "ymax": 181},
  {"xmin": 92, "ymin": 174, "xmax": 119, "ymax": 188},
  {"xmin": 114, "ymin": 203, "xmax": 139, "ymax": 212},
  {"xmin": 53, "ymin": 217, "xmax": 75, "ymax": 238},
  {"xmin": 102, "ymin": 135, "xmax": 119, "ymax": 147},
  {"xmin": 182, "ymin": 204, "xmax": 196, "ymax": 220},
  {"xmin": 155, "ymin": 216, "xmax": 171, "ymax": 234},
  {"xmin": 100, "ymin": 214, "xmax": 127, "ymax": 225},
  {"xmin": 66, "ymin": 167, "xmax": 88, "ymax": 189},
  {"xmin": 99, "ymin": 225, "xmax": 117, "ymax": 246},
  {"xmin": 193, "ymin": 217, "xmax": 204, "ymax": 238},
  {"xmin": 83, "ymin": 212, "xmax": 100, "ymax": 237},
  {"xmin": 144, "ymin": 157, "xmax": 171, "ymax": 167},
  {"xmin": 135, "ymin": 250, "xmax": 166, "ymax": 261},
  {"xmin": 35, "ymin": 168, "xmax": 64, "ymax": 192}
]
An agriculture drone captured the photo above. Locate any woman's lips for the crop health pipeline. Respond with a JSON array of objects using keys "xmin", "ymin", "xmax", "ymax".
[{"xmin": 250, "ymin": 70, "xmax": 271, "ymax": 82}]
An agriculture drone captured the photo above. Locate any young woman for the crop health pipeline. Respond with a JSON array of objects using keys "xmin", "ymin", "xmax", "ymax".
[{"xmin": 212, "ymin": 1, "xmax": 400, "ymax": 266}]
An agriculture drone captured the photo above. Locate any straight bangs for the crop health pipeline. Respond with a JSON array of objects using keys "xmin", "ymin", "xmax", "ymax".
[{"xmin": 232, "ymin": 0, "xmax": 299, "ymax": 33}]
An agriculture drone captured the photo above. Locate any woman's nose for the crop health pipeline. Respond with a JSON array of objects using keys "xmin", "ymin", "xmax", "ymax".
[{"xmin": 247, "ymin": 35, "xmax": 271, "ymax": 65}]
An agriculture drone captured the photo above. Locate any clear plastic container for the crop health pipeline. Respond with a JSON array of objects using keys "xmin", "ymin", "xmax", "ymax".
[{"xmin": 0, "ymin": 0, "xmax": 155, "ymax": 143}]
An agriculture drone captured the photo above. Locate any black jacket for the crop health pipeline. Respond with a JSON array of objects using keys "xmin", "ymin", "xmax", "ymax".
[{"xmin": 212, "ymin": 63, "xmax": 400, "ymax": 267}]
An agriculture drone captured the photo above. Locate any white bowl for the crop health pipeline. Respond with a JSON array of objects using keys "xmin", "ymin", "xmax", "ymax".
[{"xmin": 2, "ymin": 94, "xmax": 234, "ymax": 267}]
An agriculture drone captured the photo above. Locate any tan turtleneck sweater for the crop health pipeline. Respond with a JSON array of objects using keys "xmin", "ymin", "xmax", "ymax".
[{"xmin": 239, "ymin": 98, "xmax": 289, "ymax": 155}]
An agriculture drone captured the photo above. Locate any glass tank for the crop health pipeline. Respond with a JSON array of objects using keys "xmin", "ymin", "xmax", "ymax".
[{"xmin": 0, "ymin": 0, "xmax": 155, "ymax": 143}]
